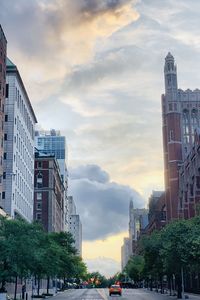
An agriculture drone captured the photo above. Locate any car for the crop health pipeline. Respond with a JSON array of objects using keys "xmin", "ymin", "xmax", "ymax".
[{"xmin": 109, "ymin": 284, "xmax": 122, "ymax": 296}]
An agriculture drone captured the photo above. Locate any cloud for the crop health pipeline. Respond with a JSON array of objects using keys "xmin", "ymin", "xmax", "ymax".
[
  {"xmin": 70, "ymin": 164, "xmax": 109, "ymax": 183},
  {"xmin": 85, "ymin": 257, "xmax": 120, "ymax": 278},
  {"xmin": 68, "ymin": 164, "xmax": 145, "ymax": 240},
  {"xmin": 1, "ymin": 0, "xmax": 139, "ymax": 103}
]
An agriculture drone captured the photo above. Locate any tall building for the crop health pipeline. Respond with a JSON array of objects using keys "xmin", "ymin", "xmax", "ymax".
[
  {"xmin": 34, "ymin": 151, "xmax": 64, "ymax": 232},
  {"xmin": 121, "ymin": 199, "xmax": 148, "ymax": 269},
  {"xmin": 35, "ymin": 130, "xmax": 68, "ymax": 230},
  {"xmin": 162, "ymin": 53, "xmax": 200, "ymax": 220},
  {"xmin": 68, "ymin": 196, "xmax": 82, "ymax": 255},
  {"xmin": 121, "ymin": 237, "xmax": 131, "ymax": 271},
  {"xmin": 2, "ymin": 58, "xmax": 37, "ymax": 221},
  {"xmin": 0, "ymin": 25, "xmax": 7, "ymax": 200}
]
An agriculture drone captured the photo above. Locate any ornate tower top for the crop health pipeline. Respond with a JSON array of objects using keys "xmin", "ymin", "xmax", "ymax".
[{"xmin": 164, "ymin": 52, "xmax": 178, "ymax": 101}]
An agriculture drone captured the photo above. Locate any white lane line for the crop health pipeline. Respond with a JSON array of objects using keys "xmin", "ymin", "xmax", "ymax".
[{"xmin": 96, "ymin": 289, "xmax": 108, "ymax": 300}]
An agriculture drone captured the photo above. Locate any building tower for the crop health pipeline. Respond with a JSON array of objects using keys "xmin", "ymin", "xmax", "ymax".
[
  {"xmin": 0, "ymin": 25, "xmax": 7, "ymax": 201},
  {"xmin": 162, "ymin": 52, "xmax": 182, "ymax": 220},
  {"xmin": 162, "ymin": 53, "xmax": 200, "ymax": 220}
]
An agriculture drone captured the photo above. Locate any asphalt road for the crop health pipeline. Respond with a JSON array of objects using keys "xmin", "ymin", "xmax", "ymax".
[{"xmin": 56, "ymin": 288, "xmax": 172, "ymax": 300}]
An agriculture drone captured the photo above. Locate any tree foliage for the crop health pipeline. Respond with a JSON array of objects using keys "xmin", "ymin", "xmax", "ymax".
[{"xmin": 0, "ymin": 217, "xmax": 87, "ymax": 295}]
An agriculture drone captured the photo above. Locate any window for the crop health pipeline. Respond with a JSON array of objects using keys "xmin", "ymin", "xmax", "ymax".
[
  {"xmin": 36, "ymin": 192, "xmax": 42, "ymax": 200},
  {"xmin": 36, "ymin": 173, "xmax": 43, "ymax": 188},
  {"xmin": 5, "ymin": 84, "xmax": 9, "ymax": 98},
  {"xmin": 183, "ymin": 110, "xmax": 189, "ymax": 145},
  {"xmin": 5, "ymin": 115, "xmax": 8, "ymax": 122},
  {"xmin": 169, "ymin": 130, "xmax": 174, "ymax": 141},
  {"xmin": 36, "ymin": 213, "xmax": 42, "ymax": 220},
  {"xmin": 3, "ymin": 172, "xmax": 6, "ymax": 179},
  {"xmin": 38, "ymin": 162, "xmax": 42, "ymax": 168},
  {"xmin": 3, "ymin": 152, "xmax": 7, "ymax": 160},
  {"xmin": 169, "ymin": 103, "xmax": 173, "ymax": 111},
  {"xmin": 4, "ymin": 133, "xmax": 7, "ymax": 141},
  {"xmin": 37, "ymin": 202, "xmax": 42, "ymax": 210},
  {"xmin": 2, "ymin": 191, "xmax": 5, "ymax": 199}
]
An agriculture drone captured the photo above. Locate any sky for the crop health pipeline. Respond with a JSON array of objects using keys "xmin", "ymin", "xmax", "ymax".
[{"xmin": 2, "ymin": 0, "xmax": 200, "ymax": 277}]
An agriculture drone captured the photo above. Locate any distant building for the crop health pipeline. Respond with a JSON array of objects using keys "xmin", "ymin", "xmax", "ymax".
[
  {"xmin": 121, "ymin": 237, "xmax": 131, "ymax": 271},
  {"xmin": 34, "ymin": 151, "xmax": 64, "ymax": 232},
  {"xmin": 2, "ymin": 58, "xmax": 37, "ymax": 221},
  {"xmin": 35, "ymin": 130, "xmax": 68, "ymax": 230},
  {"xmin": 162, "ymin": 53, "xmax": 200, "ymax": 220},
  {"xmin": 69, "ymin": 214, "xmax": 82, "ymax": 256},
  {"xmin": 147, "ymin": 191, "xmax": 166, "ymax": 234},
  {"xmin": 129, "ymin": 200, "xmax": 148, "ymax": 244},
  {"xmin": 0, "ymin": 25, "xmax": 7, "ymax": 200},
  {"xmin": 121, "ymin": 200, "xmax": 148, "ymax": 269},
  {"xmin": 68, "ymin": 196, "xmax": 82, "ymax": 255}
]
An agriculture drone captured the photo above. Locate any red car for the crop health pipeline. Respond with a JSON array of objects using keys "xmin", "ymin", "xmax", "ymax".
[{"xmin": 109, "ymin": 284, "xmax": 122, "ymax": 296}]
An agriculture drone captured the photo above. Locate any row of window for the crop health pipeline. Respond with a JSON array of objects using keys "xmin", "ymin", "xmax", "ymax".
[
  {"xmin": 13, "ymin": 85, "xmax": 34, "ymax": 139},
  {"xmin": 16, "ymin": 116, "xmax": 33, "ymax": 156},
  {"xmin": 15, "ymin": 153, "xmax": 33, "ymax": 188}
]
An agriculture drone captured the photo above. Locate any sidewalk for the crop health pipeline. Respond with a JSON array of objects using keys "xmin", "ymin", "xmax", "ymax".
[{"xmin": 147, "ymin": 288, "xmax": 200, "ymax": 300}]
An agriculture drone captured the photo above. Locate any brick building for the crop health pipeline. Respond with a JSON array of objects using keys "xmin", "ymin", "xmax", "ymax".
[
  {"xmin": 162, "ymin": 53, "xmax": 200, "ymax": 221},
  {"xmin": 0, "ymin": 25, "xmax": 7, "ymax": 200},
  {"xmin": 34, "ymin": 151, "xmax": 64, "ymax": 232}
]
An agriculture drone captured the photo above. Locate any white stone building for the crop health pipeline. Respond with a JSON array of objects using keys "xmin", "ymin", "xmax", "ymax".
[{"xmin": 1, "ymin": 58, "xmax": 37, "ymax": 221}]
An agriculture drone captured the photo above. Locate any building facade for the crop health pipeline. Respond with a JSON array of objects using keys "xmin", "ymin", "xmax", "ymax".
[
  {"xmin": 68, "ymin": 195, "xmax": 82, "ymax": 255},
  {"xmin": 1, "ymin": 58, "xmax": 37, "ymax": 221},
  {"xmin": 69, "ymin": 214, "xmax": 82, "ymax": 256},
  {"xmin": 179, "ymin": 130, "xmax": 200, "ymax": 218},
  {"xmin": 35, "ymin": 130, "xmax": 68, "ymax": 230},
  {"xmin": 147, "ymin": 191, "xmax": 166, "ymax": 234},
  {"xmin": 162, "ymin": 53, "xmax": 200, "ymax": 220},
  {"xmin": 121, "ymin": 199, "xmax": 148, "ymax": 268},
  {"xmin": 121, "ymin": 237, "xmax": 131, "ymax": 271},
  {"xmin": 34, "ymin": 152, "xmax": 64, "ymax": 232},
  {"xmin": 0, "ymin": 25, "xmax": 7, "ymax": 200}
]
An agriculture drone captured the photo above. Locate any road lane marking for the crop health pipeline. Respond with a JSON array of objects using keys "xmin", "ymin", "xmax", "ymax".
[{"xmin": 97, "ymin": 289, "xmax": 108, "ymax": 300}]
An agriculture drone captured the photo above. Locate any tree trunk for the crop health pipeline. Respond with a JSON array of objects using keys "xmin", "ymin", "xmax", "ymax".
[
  {"xmin": 37, "ymin": 276, "xmax": 40, "ymax": 296},
  {"xmin": 14, "ymin": 276, "xmax": 18, "ymax": 300},
  {"xmin": 176, "ymin": 275, "xmax": 182, "ymax": 299},
  {"xmin": 47, "ymin": 277, "xmax": 50, "ymax": 294},
  {"xmin": 150, "ymin": 278, "xmax": 153, "ymax": 291},
  {"xmin": 0, "ymin": 280, "xmax": 6, "ymax": 293}
]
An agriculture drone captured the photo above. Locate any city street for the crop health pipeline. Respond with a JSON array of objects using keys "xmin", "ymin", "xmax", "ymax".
[{"xmin": 56, "ymin": 288, "xmax": 174, "ymax": 300}]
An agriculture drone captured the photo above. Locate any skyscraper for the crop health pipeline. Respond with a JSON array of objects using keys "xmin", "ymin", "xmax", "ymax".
[
  {"xmin": 0, "ymin": 25, "xmax": 7, "ymax": 200},
  {"xmin": 162, "ymin": 53, "xmax": 200, "ymax": 220}
]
